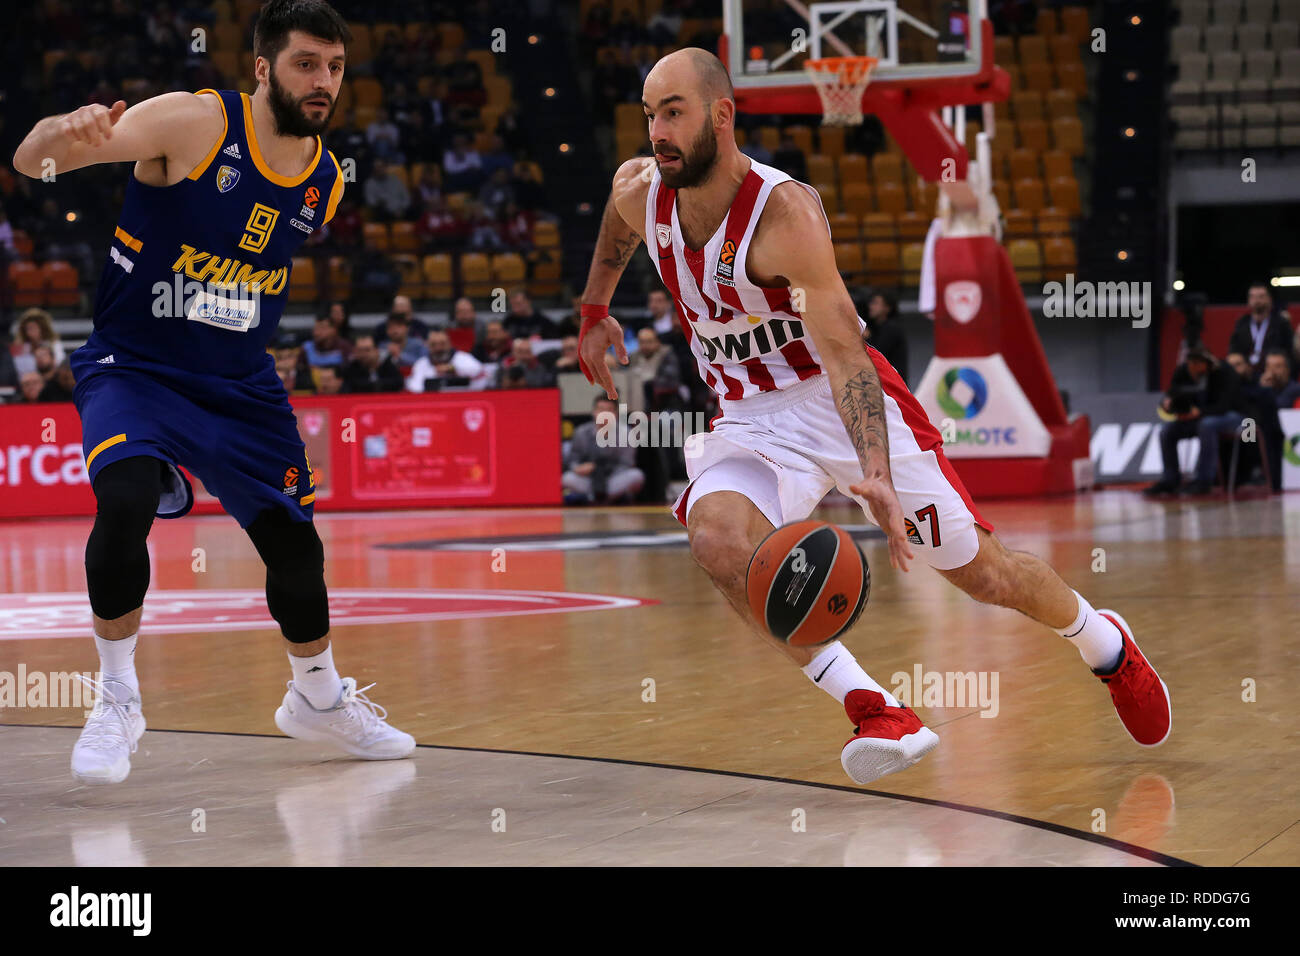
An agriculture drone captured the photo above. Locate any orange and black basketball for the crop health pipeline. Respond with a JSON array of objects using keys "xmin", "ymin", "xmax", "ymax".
[{"xmin": 745, "ymin": 520, "xmax": 870, "ymax": 646}]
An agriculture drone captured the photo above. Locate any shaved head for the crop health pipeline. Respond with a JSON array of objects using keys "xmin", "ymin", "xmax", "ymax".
[
  {"xmin": 643, "ymin": 48, "xmax": 737, "ymax": 189},
  {"xmin": 645, "ymin": 47, "xmax": 734, "ymax": 110}
]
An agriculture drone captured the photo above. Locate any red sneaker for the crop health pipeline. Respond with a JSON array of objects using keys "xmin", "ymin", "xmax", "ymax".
[
  {"xmin": 1094, "ymin": 610, "xmax": 1172, "ymax": 747},
  {"xmin": 840, "ymin": 689, "xmax": 940, "ymax": 785}
]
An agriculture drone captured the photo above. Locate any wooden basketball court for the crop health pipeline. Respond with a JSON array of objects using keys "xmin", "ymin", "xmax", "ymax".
[{"xmin": 1, "ymin": 490, "xmax": 1295, "ymax": 866}]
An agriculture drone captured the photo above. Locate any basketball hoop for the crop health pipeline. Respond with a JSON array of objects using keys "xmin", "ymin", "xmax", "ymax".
[{"xmin": 803, "ymin": 56, "xmax": 878, "ymax": 126}]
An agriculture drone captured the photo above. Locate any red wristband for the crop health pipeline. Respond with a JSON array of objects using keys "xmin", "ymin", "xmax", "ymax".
[{"xmin": 579, "ymin": 304, "xmax": 609, "ymax": 338}]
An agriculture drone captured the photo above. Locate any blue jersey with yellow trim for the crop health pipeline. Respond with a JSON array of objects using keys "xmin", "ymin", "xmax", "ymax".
[{"xmin": 85, "ymin": 89, "xmax": 343, "ymax": 379}]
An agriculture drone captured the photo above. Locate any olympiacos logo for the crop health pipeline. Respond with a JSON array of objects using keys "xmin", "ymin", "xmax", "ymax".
[{"xmin": 943, "ymin": 281, "xmax": 982, "ymax": 324}]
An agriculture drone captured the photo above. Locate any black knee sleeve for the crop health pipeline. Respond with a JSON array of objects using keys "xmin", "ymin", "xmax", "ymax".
[
  {"xmin": 85, "ymin": 456, "xmax": 166, "ymax": 620},
  {"xmin": 247, "ymin": 508, "xmax": 329, "ymax": 643}
]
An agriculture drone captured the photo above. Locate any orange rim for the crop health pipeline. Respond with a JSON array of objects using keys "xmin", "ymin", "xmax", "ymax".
[{"xmin": 804, "ymin": 55, "xmax": 878, "ymax": 84}]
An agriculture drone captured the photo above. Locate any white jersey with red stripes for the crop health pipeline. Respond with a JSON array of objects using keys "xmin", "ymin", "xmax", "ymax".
[{"xmin": 643, "ymin": 158, "xmax": 865, "ymax": 402}]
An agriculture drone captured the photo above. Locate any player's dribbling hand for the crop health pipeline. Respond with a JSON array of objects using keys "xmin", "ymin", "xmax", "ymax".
[
  {"xmin": 61, "ymin": 100, "xmax": 127, "ymax": 147},
  {"xmin": 578, "ymin": 315, "xmax": 628, "ymax": 400},
  {"xmin": 849, "ymin": 475, "xmax": 915, "ymax": 572}
]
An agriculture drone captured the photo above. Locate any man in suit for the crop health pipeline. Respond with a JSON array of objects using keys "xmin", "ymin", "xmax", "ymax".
[{"xmin": 1227, "ymin": 283, "xmax": 1292, "ymax": 374}]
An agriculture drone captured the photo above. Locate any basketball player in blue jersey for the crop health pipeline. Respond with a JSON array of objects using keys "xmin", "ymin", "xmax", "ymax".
[{"xmin": 13, "ymin": 0, "xmax": 414, "ymax": 784}]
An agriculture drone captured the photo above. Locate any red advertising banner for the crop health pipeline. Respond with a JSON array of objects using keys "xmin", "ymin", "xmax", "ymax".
[{"xmin": 0, "ymin": 389, "xmax": 560, "ymax": 520}]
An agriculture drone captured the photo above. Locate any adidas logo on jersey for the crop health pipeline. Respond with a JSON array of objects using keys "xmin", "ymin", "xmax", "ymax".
[
  {"xmin": 222, "ymin": 143, "xmax": 241, "ymax": 158},
  {"xmin": 96, "ymin": 354, "xmax": 115, "ymax": 364}
]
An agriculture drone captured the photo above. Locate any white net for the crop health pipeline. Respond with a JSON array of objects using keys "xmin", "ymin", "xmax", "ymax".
[{"xmin": 803, "ymin": 57, "xmax": 878, "ymax": 126}]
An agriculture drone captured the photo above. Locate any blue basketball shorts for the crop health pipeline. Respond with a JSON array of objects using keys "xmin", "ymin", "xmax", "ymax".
[{"xmin": 71, "ymin": 348, "xmax": 316, "ymax": 528}]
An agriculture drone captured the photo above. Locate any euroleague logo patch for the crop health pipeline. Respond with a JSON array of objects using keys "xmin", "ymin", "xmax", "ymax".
[
  {"xmin": 715, "ymin": 238, "xmax": 737, "ymax": 286},
  {"xmin": 304, "ymin": 186, "xmax": 321, "ymax": 208},
  {"xmin": 0, "ymin": 590, "xmax": 653, "ymax": 639},
  {"xmin": 282, "ymin": 466, "xmax": 300, "ymax": 494}
]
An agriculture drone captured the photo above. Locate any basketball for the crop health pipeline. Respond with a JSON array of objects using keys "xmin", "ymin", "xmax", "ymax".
[{"xmin": 746, "ymin": 520, "xmax": 870, "ymax": 646}]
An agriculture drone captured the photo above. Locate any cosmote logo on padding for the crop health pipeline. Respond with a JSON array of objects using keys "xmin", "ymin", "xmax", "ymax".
[{"xmin": 936, "ymin": 367, "xmax": 988, "ymax": 419}]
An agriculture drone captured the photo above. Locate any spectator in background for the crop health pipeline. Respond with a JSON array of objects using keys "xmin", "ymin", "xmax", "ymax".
[
  {"xmin": 648, "ymin": 2, "xmax": 685, "ymax": 45},
  {"xmin": 406, "ymin": 329, "xmax": 487, "ymax": 391},
  {"xmin": 443, "ymin": 133, "xmax": 484, "ymax": 193},
  {"xmin": 494, "ymin": 338, "xmax": 554, "ymax": 388},
  {"xmin": 415, "ymin": 195, "xmax": 463, "ymax": 251},
  {"xmin": 1259, "ymin": 349, "xmax": 1300, "ymax": 408},
  {"xmin": 381, "ymin": 313, "xmax": 429, "ymax": 368},
  {"xmin": 364, "ymin": 160, "xmax": 411, "ymax": 221},
  {"xmin": 33, "ymin": 343, "xmax": 57, "ymax": 383},
  {"xmin": 365, "ymin": 107, "xmax": 404, "ymax": 164},
  {"xmin": 772, "ymin": 134, "xmax": 808, "ymax": 181},
  {"xmin": 272, "ymin": 336, "xmax": 315, "ymax": 393},
  {"xmin": 13, "ymin": 308, "xmax": 66, "ymax": 375},
  {"xmin": 315, "ymin": 365, "xmax": 344, "ymax": 394},
  {"xmin": 1225, "ymin": 352, "xmax": 1251, "ymax": 379},
  {"xmin": 1144, "ymin": 346, "xmax": 1255, "ymax": 496},
  {"xmin": 466, "ymin": 203, "xmax": 505, "ymax": 251},
  {"xmin": 402, "ymin": 109, "xmax": 440, "ymax": 166},
  {"xmin": 545, "ymin": 335, "xmax": 583, "ymax": 375},
  {"xmin": 447, "ymin": 297, "xmax": 483, "ymax": 353},
  {"xmin": 19, "ymin": 371, "xmax": 45, "ymax": 403},
  {"xmin": 378, "ymin": 294, "xmax": 430, "ymax": 342},
  {"xmin": 562, "ymin": 397, "xmax": 646, "ymax": 505},
  {"xmin": 863, "ymin": 290, "xmax": 908, "ymax": 383},
  {"xmin": 326, "ymin": 300, "xmax": 353, "ymax": 339},
  {"xmin": 500, "ymin": 202, "xmax": 535, "ymax": 252},
  {"xmin": 413, "ymin": 165, "xmax": 441, "ymax": 208},
  {"xmin": 505, "ymin": 289, "xmax": 546, "ymax": 339},
  {"xmin": 1228, "ymin": 283, "xmax": 1292, "ymax": 373},
  {"xmin": 478, "ymin": 167, "xmax": 515, "ymax": 218},
  {"xmin": 342, "ymin": 335, "xmax": 404, "ymax": 393},
  {"xmin": 629, "ymin": 327, "xmax": 683, "ymax": 410},
  {"xmin": 326, "ymin": 197, "xmax": 362, "ymax": 249},
  {"xmin": 647, "ymin": 288, "xmax": 675, "ymax": 337},
  {"xmin": 474, "ymin": 320, "xmax": 512, "ymax": 363},
  {"xmin": 330, "ymin": 111, "xmax": 372, "ymax": 184},
  {"xmin": 480, "ymin": 134, "xmax": 513, "ymax": 178},
  {"xmin": 38, "ymin": 359, "xmax": 76, "ymax": 402},
  {"xmin": 303, "ymin": 315, "xmax": 353, "ymax": 367},
  {"xmin": 511, "ymin": 153, "xmax": 545, "ymax": 210},
  {"xmin": 495, "ymin": 105, "xmax": 525, "ymax": 153}
]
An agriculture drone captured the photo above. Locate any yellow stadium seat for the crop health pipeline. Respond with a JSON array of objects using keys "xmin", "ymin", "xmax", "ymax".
[
  {"xmin": 422, "ymin": 253, "xmax": 453, "ymax": 300},
  {"xmin": 1047, "ymin": 176, "xmax": 1081, "ymax": 217},
  {"xmin": 390, "ymin": 220, "xmax": 419, "ymax": 253},
  {"xmin": 42, "ymin": 260, "xmax": 80, "ymax": 308},
  {"xmin": 875, "ymin": 181, "xmax": 907, "ymax": 216},
  {"xmin": 828, "ymin": 212, "xmax": 859, "ymax": 242},
  {"xmin": 1052, "ymin": 116, "xmax": 1085, "ymax": 156},
  {"xmin": 363, "ymin": 222, "xmax": 390, "ymax": 250},
  {"xmin": 1009, "ymin": 148, "xmax": 1040, "ymax": 180},
  {"xmin": 862, "ymin": 211, "xmax": 897, "ymax": 240},
  {"xmin": 864, "ymin": 241, "xmax": 900, "ymax": 285},
  {"xmin": 1008, "ymin": 238, "xmax": 1042, "ymax": 283},
  {"xmin": 1012, "ymin": 177, "xmax": 1046, "ymax": 214},
  {"xmin": 1042, "ymin": 237, "xmax": 1077, "ymax": 282},
  {"xmin": 834, "ymin": 241, "xmax": 864, "ymax": 279},
  {"xmin": 289, "ymin": 257, "xmax": 317, "ymax": 303},
  {"xmin": 460, "ymin": 253, "xmax": 494, "ymax": 298}
]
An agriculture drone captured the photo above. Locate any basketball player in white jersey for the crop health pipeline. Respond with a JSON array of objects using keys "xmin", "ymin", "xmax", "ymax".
[{"xmin": 578, "ymin": 49, "xmax": 1171, "ymax": 785}]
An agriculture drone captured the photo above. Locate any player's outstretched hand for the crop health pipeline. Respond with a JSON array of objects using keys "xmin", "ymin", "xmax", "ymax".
[
  {"xmin": 848, "ymin": 475, "xmax": 915, "ymax": 572},
  {"xmin": 61, "ymin": 100, "xmax": 127, "ymax": 147},
  {"xmin": 578, "ymin": 315, "xmax": 628, "ymax": 400}
]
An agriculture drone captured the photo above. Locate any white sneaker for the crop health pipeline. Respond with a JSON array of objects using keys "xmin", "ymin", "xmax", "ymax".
[
  {"xmin": 274, "ymin": 677, "xmax": 415, "ymax": 759},
  {"xmin": 71, "ymin": 678, "xmax": 146, "ymax": 785}
]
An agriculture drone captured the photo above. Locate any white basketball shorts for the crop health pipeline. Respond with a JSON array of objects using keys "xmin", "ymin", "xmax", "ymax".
[{"xmin": 671, "ymin": 372, "xmax": 994, "ymax": 570}]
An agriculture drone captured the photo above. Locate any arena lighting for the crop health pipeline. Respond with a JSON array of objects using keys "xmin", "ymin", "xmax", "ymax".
[
  {"xmin": 1123, "ymin": 127, "xmax": 1136, "ymax": 138},
  {"xmin": 528, "ymin": 34, "xmax": 538, "ymax": 44},
  {"xmin": 1117, "ymin": 250, "xmax": 1130, "ymax": 261},
  {"xmin": 545, "ymin": 87, "xmax": 556, "ymax": 97},
  {"xmin": 1130, "ymin": 15, "xmax": 1142, "ymax": 25},
  {"xmin": 64, "ymin": 211, "xmax": 77, "ymax": 222},
  {"xmin": 1173, "ymin": 279, "xmax": 1185, "ymax": 291},
  {"xmin": 1125, "ymin": 70, "xmax": 1138, "ymax": 81},
  {"xmin": 1272, "ymin": 275, "xmax": 1300, "ymax": 287},
  {"xmin": 559, "ymin": 143, "xmax": 571, "ymax": 153}
]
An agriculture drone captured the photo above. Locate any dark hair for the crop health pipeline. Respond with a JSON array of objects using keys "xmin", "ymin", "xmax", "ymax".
[
  {"xmin": 1248, "ymin": 281, "xmax": 1271, "ymax": 293},
  {"xmin": 871, "ymin": 289, "xmax": 899, "ymax": 319},
  {"xmin": 1264, "ymin": 348, "xmax": 1292, "ymax": 367},
  {"xmin": 254, "ymin": 0, "xmax": 351, "ymax": 64}
]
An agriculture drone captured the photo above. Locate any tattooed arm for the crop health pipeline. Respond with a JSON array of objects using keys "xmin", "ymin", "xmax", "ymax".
[
  {"xmin": 577, "ymin": 157, "xmax": 655, "ymax": 397},
  {"xmin": 749, "ymin": 182, "xmax": 915, "ymax": 571}
]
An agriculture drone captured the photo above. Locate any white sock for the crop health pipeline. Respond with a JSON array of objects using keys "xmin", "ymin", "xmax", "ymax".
[
  {"xmin": 1057, "ymin": 590, "xmax": 1124, "ymax": 672},
  {"xmin": 288, "ymin": 646, "xmax": 344, "ymax": 710},
  {"xmin": 94, "ymin": 632, "xmax": 139, "ymax": 701},
  {"xmin": 801, "ymin": 641, "xmax": 900, "ymax": 707}
]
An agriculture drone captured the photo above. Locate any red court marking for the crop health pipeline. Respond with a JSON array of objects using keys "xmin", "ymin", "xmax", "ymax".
[{"xmin": 0, "ymin": 589, "xmax": 654, "ymax": 640}]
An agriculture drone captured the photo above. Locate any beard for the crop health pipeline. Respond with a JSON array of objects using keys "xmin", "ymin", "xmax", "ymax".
[
  {"xmin": 656, "ymin": 118, "xmax": 719, "ymax": 189},
  {"xmin": 267, "ymin": 66, "xmax": 336, "ymax": 137}
]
